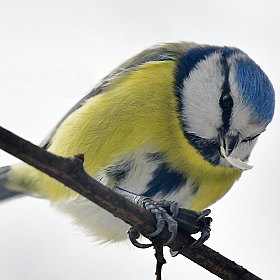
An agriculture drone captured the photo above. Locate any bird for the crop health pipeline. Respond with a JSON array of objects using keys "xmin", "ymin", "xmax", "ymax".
[{"xmin": 0, "ymin": 42, "xmax": 275, "ymax": 243}]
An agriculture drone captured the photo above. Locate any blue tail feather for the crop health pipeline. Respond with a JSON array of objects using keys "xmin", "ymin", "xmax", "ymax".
[{"xmin": 0, "ymin": 166, "xmax": 23, "ymax": 202}]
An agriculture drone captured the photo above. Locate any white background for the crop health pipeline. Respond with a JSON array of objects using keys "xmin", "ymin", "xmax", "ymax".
[{"xmin": 0, "ymin": 1, "xmax": 279, "ymax": 279}]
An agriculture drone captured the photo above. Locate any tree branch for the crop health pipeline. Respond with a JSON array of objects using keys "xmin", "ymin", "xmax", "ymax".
[{"xmin": 0, "ymin": 125, "xmax": 262, "ymax": 280}]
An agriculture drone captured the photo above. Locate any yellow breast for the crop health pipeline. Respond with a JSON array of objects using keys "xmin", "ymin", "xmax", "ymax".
[{"xmin": 11, "ymin": 59, "xmax": 242, "ymax": 208}]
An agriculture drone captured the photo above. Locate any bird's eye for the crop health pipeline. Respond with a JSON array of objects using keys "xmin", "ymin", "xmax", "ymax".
[{"xmin": 219, "ymin": 94, "xmax": 233, "ymax": 110}]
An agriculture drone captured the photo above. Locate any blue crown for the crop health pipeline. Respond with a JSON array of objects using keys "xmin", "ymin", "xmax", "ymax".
[{"xmin": 234, "ymin": 58, "xmax": 275, "ymax": 123}]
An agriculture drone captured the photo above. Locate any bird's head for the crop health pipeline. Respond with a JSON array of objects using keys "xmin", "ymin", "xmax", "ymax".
[{"xmin": 175, "ymin": 45, "xmax": 275, "ymax": 169}]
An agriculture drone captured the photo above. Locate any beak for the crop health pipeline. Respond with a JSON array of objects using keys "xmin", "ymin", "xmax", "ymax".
[
  {"xmin": 219, "ymin": 133, "xmax": 240, "ymax": 157},
  {"xmin": 218, "ymin": 131, "xmax": 253, "ymax": 170}
]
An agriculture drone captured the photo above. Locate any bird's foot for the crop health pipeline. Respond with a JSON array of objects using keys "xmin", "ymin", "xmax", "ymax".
[
  {"xmin": 113, "ymin": 186, "xmax": 211, "ymax": 249},
  {"xmin": 129, "ymin": 205, "xmax": 212, "ymax": 251},
  {"xmin": 169, "ymin": 208, "xmax": 212, "ymax": 256},
  {"xmin": 129, "ymin": 197, "xmax": 179, "ymax": 247}
]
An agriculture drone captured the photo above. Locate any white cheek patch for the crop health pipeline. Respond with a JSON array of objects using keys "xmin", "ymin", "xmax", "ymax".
[
  {"xmin": 181, "ymin": 53, "xmax": 224, "ymax": 139},
  {"xmin": 220, "ymin": 146, "xmax": 253, "ymax": 170}
]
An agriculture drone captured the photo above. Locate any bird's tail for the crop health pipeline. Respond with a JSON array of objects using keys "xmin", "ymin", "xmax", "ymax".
[
  {"xmin": 0, "ymin": 162, "xmax": 80, "ymax": 203},
  {"xmin": 0, "ymin": 165, "xmax": 24, "ymax": 202}
]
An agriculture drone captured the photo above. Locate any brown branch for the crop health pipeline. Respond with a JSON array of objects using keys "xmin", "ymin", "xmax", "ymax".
[{"xmin": 0, "ymin": 125, "xmax": 262, "ymax": 280}]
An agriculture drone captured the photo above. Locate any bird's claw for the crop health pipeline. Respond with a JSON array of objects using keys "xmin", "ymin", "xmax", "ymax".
[
  {"xmin": 172, "ymin": 208, "xmax": 212, "ymax": 251},
  {"xmin": 128, "ymin": 227, "xmax": 152, "ymax": 249},
  {"xmin": 128, "ymin": 197, "xmax": 179, "ymax": 248},
  {"xmin": 190, "ymin": 215, "xmax": 212, "ymax": 248},
  {"xmin": 126, "ymin": 194, "xmax": 212, "ymax": 250},
  {"xmin": 158, "ymin": 199, "xmax": 179, "ymax": 218},
  {"xmin": 169, "ymin": 209, "xmax": 212, "ymax": 256},
  {"xmin": 142, "ymin": 198, "xmax": 178, "ymax": 245}
]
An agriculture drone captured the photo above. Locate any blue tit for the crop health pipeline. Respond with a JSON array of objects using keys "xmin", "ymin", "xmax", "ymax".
[{"xmin": 0, "ymin": 42, "xmax": 275, "ymax": 242}]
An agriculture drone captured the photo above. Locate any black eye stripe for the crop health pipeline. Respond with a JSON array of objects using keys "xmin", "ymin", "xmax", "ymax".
[
  {"xmin": 219, "ymin": 54, "xmax": 233, "ymax": 134},
  {"xmin": 221, "ymin": 55, "xmax": 231, "ymax": 95}
]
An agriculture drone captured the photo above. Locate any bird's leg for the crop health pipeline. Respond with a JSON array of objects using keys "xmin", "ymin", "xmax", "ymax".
[
  {"xmin": 113, "ymin": 186, "xmax": 212, "ymax": 250},
  {"xmin": 113, "ymin": 186, "xmax": 178, "ymax": 246}
]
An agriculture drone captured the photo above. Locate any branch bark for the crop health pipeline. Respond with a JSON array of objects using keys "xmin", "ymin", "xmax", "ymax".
[{"xmin": 0, "ymin": 125, "xmax": 262, "ymax": 280}]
